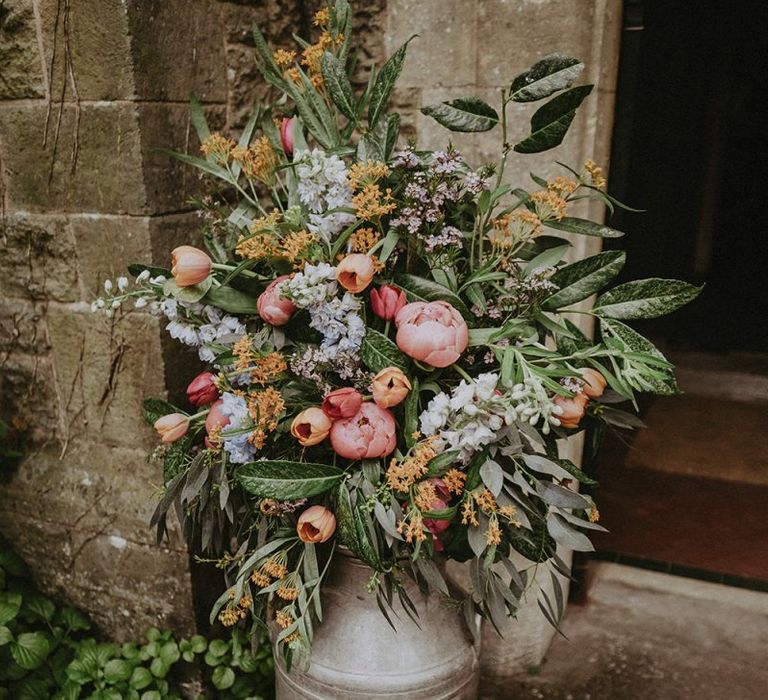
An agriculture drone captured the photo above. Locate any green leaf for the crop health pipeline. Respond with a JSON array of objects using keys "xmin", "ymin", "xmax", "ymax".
[
  {"xmin": 547, "ymin": 513, "xmax": 594, "ymax": 552},
  {"xmin": 321, "ymin": 52, "xmax": 357, "ymax": 120},
  {"xmin": 212, "ymin": 665, "xmax": 236, "ymax": 690},
  {"xmin": 188, "ymin": 95, "xmax": 211, "ymax": 143},
  {"xmin": 21, "ymin": 594, "xmax": 55, "ymax": 623},
  {"xmin": 0, "ymin": 591, "xmax": 22, "ymax": 625},
  {"xmin": 202, "ymin": 285, "xmax": 257, "ymax": 314},
  {"xmin": 11, "ymin": 632, "xmax": 50, "ymax": 670},
  {"xmin": 129, "ymin": 667, "xmax": 153, "ymax": 691},
  {"xmin": 236, "ymin": 461, "xmax": 344, "ymax": 500},
  {"xmin": 596, "ymin": 278, "xmax": 702, "ymax": 319},
  {"xmin": 369, "ymin": 36, "xmax": 416, "ymax": 128},
  {"xmin": 543, "ymin": 216, "xmax": 625, "ymax": 238},
  {"xmin": 514, "ymin": 85, "xmax": 593, "ymax": 153},
  {"xmin": 542, "ymin": 251, "xmax": 626, "ymax": 310},
  {"xmin": 403, "ymin": 376, "xmax": 420, "ymax": 449},
  {"xmin": 334, "ymin": 483, "xmax": 381, "ymax": 569},
  {"xmin": 385, "ymin": 114, "xmax": 401, "ymax": 158},
  {"xmin": 160, "ymin": 148, "xmax": 230, "ymax": 181},
  {"xmin": 393, "ymin": 273, "xmax": 470, "ymax": 317},
  {"xmin": 103, "ymin": 659, "xmax": 133, "ymax": 684},
  {"xmin": 600, "ymin": 318, "xmax": 678, "ymax": 394},
  {"xmin": 162, "ymin": 276, "xmax": 212, "ymax": 304},
  {"xmin": 127, "ymin": 263, "xmax": 170, "ymax": 280},
  {"xmin": 57, "ymin": 606, "xmax": 91, "ymax": 632},
  {"xmin": 361, "ymin": 328, "xmax": 409, "ymax": 373},
  {"xmin": 421, "ymin": 97, "xmax": 499, "ymax": 133},
  {"xmin": 0, "ymin": 625, "xmax": 12, "ymax": 646},
  {"xmin": 510, "ymin": 53, "xmax": 585, "ymax": 102},
  {"xmin": 357, "ymin": 117, "xmax": 388, "ymax": 163},
  {"xmin": 524, "ymin": 244, "xmax": 571, "ymax": 276},
  {"xmin": 142, "ymin": 398, "xmax": 178, "ymax": 426}
]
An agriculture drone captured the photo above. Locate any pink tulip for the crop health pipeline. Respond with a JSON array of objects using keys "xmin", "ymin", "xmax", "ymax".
[
  {"xmin": 371, "ymin": 366, "xmax": 411, "ymax": 408},
  {"xmin": 336, "ymin": 254, "xmax": 376, "ymax": 293},
  {"xmin": 154, "ymin": 413, "xmax": 189, "ymax": 444},
  {"xmin": 186, "ymin": 371, "xmax": 218, "ymax": 407},
  {"xmin": 395, "ymin": 301, "xmax": 469, "ymax": 368},
  {"xmin": 257, "ymin": 275, "xmax": 296, "ymax": 326},
  {"xmin": 554, "ymin": 393, "xmax": 588, "ymax": 429},
  {"xmin": 291, "ymin": 407, "xmax": 332, "ymax": 447},
  {"xmin": 579, "ymin": 368, "xmax": 607, "ymax": 399},
  {"xmin": 205, "ymin": 399, "xmax": 230, "ymax": 434},
  {"xmin": 297, "ymin": 505, "xmax": 336, "ymax": 543},
  {"xmin": 370, "ymin": 285, "xmax": 407, "ymax": 320},
  {"xmin": 171, "ymin": 246, "xmax": 211, "ymax": 287},
  {"xmin": 322, "ymin": 387, "xmax": 363, "ymax": 420},
  {"xmin": 330, "ymin": 403, "xmax": 396, "ymax": 460},
  {"xmin": 280, "ymin": 117, "xmax": 295, "ymax": 157}
]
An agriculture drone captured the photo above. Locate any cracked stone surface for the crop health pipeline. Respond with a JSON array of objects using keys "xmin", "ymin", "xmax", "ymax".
[{"xmin": 482, "ymin": 563, "xmax": 768, "ymax": 700}]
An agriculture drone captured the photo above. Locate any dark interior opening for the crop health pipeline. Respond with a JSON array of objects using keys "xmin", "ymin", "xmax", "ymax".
[{"xmin": 582, "ymin": 0, "xmax": 768, "ymax": 589}]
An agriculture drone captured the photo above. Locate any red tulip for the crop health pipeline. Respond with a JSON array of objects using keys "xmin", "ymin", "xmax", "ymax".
[
  {"xmin": 186, "ymin": 371, "xmax": 218, "ymax": 407},
  {"xmin": 322, "ymin": 387, "xmax": 363, "ymax": 420}
]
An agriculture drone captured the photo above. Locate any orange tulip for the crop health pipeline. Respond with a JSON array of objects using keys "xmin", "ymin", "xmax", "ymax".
[
  {"xmin": 297, "ymin": 505, "xmax": 336, "ymax": 543},
  {"xmin": 336, "ymin": 254, "xmax": 376, "ymax": 293},
  {"xmin": 579, "ymin": 368, "xmax": 607, "ymax": 399},
  {"xmin": 153, "ymin": 413, "xmax": 189, "ymax": 443},
  {"xmin": 554, "ymin": 393, "xmax": 588, "ymax": 429},
  {"xmin": 291, "ymin": 407, "xmax": 332, "ymax": 447},
  {"xmin": 171, "ymin": 246, "xmax": 211, "ymax": 287},
  {"xmin": 371, "ymin": 366, "xmax": 411, "ymax": 408}
]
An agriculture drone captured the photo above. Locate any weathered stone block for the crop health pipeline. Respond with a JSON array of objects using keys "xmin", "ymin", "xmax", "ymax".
[
  {"xmin": 36, "ymin": 0, "xmax": 135, "ymax": 101},
  {"xmin": 127, "ymin": 0, "xmax": 228, "ymax": 103},
  {"xmin": 0, "ymin": 103, "xmax": 147, "ymax": 214},
  {"xmin": 0, "ymin": 213, "xmax": 80, "ymax": 301},
  {"xmin": 0, "ymin": 0, "xmax": 46, "ymax": 98},
  {"xmin": 0, "ymin": 298, "xmax": 50, "ymax": 356},
  {"xmin": 387, "ymin": 0, "xmax": 476, "ymax": 88},
  {"xmin": 46, "ymin": 305, "xmax": 165, "ymax": 448}
]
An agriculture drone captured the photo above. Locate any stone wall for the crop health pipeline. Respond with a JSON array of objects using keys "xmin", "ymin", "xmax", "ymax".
[{"xmin": 0, "ymin": 0, "xmax": 620, "ymax": 646}]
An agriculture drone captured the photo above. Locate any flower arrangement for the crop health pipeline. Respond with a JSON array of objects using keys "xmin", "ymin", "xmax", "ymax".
[{"xmin": 93, "ymin": 1, "xmax": 699, "ymax": 671}]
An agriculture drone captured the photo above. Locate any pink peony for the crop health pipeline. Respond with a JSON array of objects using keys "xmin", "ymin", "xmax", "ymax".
[
  {"xmin": 330, "ymin": 403, "xmax": 396, "ymax": 460},
  {"xmin": 370, "ymin": 285, "xmax": 407, "ymax": 320},
  {"xmin": 186, "ymin": 371, "xmax": 218, "ymax": 407},
  {"xmin": 322, "ymin": 387, "xmax": 363, "ymax": 420},
  {"xmin": 257, "ymin": 275, "xmax": 297, "ymax": 326},
  {"xmin": 395, "ymin": 300, "xmax": 469, "ymax": 368}
]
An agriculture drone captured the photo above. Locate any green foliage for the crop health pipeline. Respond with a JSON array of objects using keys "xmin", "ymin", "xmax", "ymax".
[
  {"xmin": 509, "ymin": 53, "xmax": 585, "ymax": 102},
  {"xmin": 236, "ymin": 460, "xmax": 345, "ymax": 500},
  {"xmin": 514, "ymin": 85, "xmax": 593, "ymax": 153},
  {"xmin": 421, "ymin": 97, "xmax": 500, "ymax": 132},
  {"xmin": 0, "ymin": 545, "xmax": 274, "ymax": 699},
  {"xmin": 361, "ymin": 328, "xmax": 409, "ymax": 373}
]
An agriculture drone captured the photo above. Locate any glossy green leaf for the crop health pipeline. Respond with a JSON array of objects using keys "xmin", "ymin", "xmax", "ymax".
[
  {"xmin": 596, "ymin": 278, "xmax": 702, "ymax": 319},
  {"xmin": 334, "ymin": 483, "xmax": 381, "ymax": 569},
  {"xmin": 202, "ymin": 285, "xmax": 257, "ymax": 314},
  {"xmin": 421, "ymin": 97, "xmax": 499, "ymax": 133},
  {"xmin": 361, "ymin": 328, "xmax": 409, "ymax": 373},
  {"xmin": 129, "ymin": 667, "xmax": 153, "ymax": 690},
  {"xmin": 236, "ymin": 461, "xmax": 344, "ymax": 500},
  {"xmin": 212, "ymin": 666, "xmax": 236, "ymax": 690},
  {"xmin": 0, "ymin": 625, "xmax": 12, "ymax": 646},
  {"xmin": 11, "ymin": 632, "xmax": 50, "ymax": 670},
  {"xmin": 393, "ymin": 273, "xmax": 470, "ymax": 317},
  {"xmin": 103, "ymin": 659, "xmax": 132, "ymax": 684},
  {"xmin": 514, "ymin": 85, "xmax": 593, "ymax": 153},
  {"xmin": 0, "ymin": 591, "xmax": 22, "ymax": 625},
  {"xmin": 321, "ymin": 52, "xmax": 357, "ymax": 120},
  {"xmin": 369, "ymin": 36, "xmax": 416, "ymax": 128},
  {"xmin": 510, "ymin": 53, "xmax": 585, "ymax": 102},
  {"xmin": 542, "ymin": 251, "xmax": 625, "ymax": 310},
  {"xmin": 543, "ymin": 216, "xmax": 625, "ymax": 238}
]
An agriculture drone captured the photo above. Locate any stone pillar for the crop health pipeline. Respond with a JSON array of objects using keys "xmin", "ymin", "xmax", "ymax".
[
  {"xmin": 382, "ymin": 0, "xmax": 622, "ymax": 690},
  {"xmin": 0, "ymin": 0, "xmax": 231, "ymax": 639}
]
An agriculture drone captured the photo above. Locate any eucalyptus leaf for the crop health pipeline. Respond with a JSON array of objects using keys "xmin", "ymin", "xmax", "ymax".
[
  {"xmin": 596, "ymin": 278, "xmax": 703, "ymax": 319},
  {"xmin": 536, "ymin": 481, "xmax": 590, "ymax": 509},
  {"xmin": 542, "ymin": 251, "xmax": 626, "ymax": 310},
  {"xmin": 547, "ymin": 513, "xmax": 595, "ymax": 552},
  {"xmin": 480, "ymin": 460, "xmax": 504, "ymax": 497},
  {"xmin": 421, "ymin": 97, "xmax": 499, "ymax": 133},
  {"xmin": 510, "ymin": 53, "xmax": 585, "ymax": 102},
  {"xmin": 236, "ymin": 461, "xmax": 344, "ymax": 500}
]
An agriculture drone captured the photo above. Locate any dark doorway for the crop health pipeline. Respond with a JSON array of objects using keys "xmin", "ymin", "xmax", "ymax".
[{"xmin": 589, "ymin": 0, "xmax": 768, "ymax": 586}]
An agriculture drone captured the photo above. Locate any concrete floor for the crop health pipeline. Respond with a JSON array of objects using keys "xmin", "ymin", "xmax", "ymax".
[{"xmin": 499, "ymin": 564, "xmax": 768, "ymax": 700}]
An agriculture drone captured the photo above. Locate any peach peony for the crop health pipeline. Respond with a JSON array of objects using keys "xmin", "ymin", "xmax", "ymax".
[
  {"xmin": 297, "ymin": 505, "xmax": 336, "ymax": 543},
  {"xmin": 257, "ymin": 275, "xmax": 297, "ymax": 326},
  {"xmin": 579, "ymin": 368, "xmax": 607, "ymax": 399},
  {"xmin": 330, "ymin": 403, "xmax": 396, "ymax": 460},
  {"xmin": 395, "ymin": 300, "xmax": 468, "ymax": 368},
  {"xmin": 322, "ymin": 387, "xmax": 363, "ymax": 420},
  {"xmin": 370, "ymin": 285, "xmax": 407, "ymax": 320},
  {"xmin": 554, "ymin": 393, "xmax": 588, "ymax": 429},
  {"xmin": 154, "ymin": 413, "xmax": 189, "ymax": 444},
  {"xmin": 336, "ymin": 254, "xmax": 376, "ymax": 293},
  {"xmin": 371, "ymin": 366, "xmax": 411, "ymax": 408},
  {"xmin": 171, "ymin": 246, "xmax": 211, "ymax": 287},
  {"xmin": 291, "ymin": 407, "xmax": 332, "ymax": 447}
]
